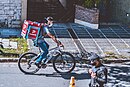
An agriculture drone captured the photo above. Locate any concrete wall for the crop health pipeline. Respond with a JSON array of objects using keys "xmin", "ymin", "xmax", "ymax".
[
  {"xmin": 110, "ymin": 0, "xmax": 130, "ymax": 24},
  {"xmin": 0, "ymin": 28, "xmax": 21, "ymax": 38},
  {"xmin": 0, "ymin": 0, "xmax": 22, "ymax": 28},
  {"xmin": 75, "ymin": 5, "xmax": 99, "ymax": 29}
]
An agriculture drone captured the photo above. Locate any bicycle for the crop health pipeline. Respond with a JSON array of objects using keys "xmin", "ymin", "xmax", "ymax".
[
  {"xmin": 76, "ymin": 51, "xmax": 93, "ymax": 68},
  {"xmin": 18, "ymin": 46, "xmax": 76, "ymax": 74},
  {"xmin": 76, "ymin": 51, "xmax": 104, "ymax": 68}
]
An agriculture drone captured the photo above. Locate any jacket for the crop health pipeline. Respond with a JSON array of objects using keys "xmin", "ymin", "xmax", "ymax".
[{"xmin": 89, "ymin": 64, "xmax": 107, "ymax": 87}]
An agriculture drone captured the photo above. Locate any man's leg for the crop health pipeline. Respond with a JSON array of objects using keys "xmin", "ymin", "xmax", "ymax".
[{"xmin": 35, "ymin": 42, "xmax": 49, "ymax": 63}]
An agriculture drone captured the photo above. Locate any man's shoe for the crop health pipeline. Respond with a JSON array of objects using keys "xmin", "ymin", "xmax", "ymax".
[
  {"xmin": 41, "ymin": 63, "xmax": 47, "ymax": 68},
  {"xmin": 35, "ymin": 62, "xmax": 41, "ymax": 68}
]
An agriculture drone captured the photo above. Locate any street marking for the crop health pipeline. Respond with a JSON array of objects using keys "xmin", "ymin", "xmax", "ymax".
[
  {"xmin": 119, "ymin": 25, "xmax": 130, "ymax": 35},
  {"xmin": 67, "ymin": 30, "xmax": 80, "ymax": 53},
  {"xmin": 98, "ymin": 29, "xmax": 120, "ymax": 55},
  {"xmin": 67, "ymin": 24, "xmax": 87, "ymax": 53},
  {"xmin": 67, "ymin": 28, "xmax": 85, "ymax": 53},
  {"xmin": 109, "ymin": 27, "xmax": 130, "ymax": 48},
  {"xmin": 71, "ymin": 29, "xmax": 86, "ymax": 52},
  {"xmin": 83, "ymin": 27, "xmax": 104, "ymax": 54},
  {"xmin": 52, "ymin": 28, "xmax": 79, "ymax": 52}
]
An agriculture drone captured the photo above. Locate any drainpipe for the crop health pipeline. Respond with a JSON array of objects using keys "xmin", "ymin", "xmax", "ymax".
[
  {"xmin": 21, "ymin": 0, "xmax": 27, "ymax": 22},
  {"xmin": 59, "ymin": 0, "xmax": 66, "ymax": 8}
]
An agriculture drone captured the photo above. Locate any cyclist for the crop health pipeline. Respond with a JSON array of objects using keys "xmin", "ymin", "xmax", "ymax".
[{"xmin": 34, "ymin": 17, "xmax": 64, "ymax": 68}]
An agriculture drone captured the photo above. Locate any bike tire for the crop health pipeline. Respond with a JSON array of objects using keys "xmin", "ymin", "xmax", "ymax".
[
  {"xmin": 0, "ymin": 49, "xmax": 4, "ymax": 55},
  {"xmin": 18, "ymin": 52, "xmax": 39, "ymax": 74},
  {"xmin": 53, "ymin": 52, "xmax": 76, "ymax": 73}
]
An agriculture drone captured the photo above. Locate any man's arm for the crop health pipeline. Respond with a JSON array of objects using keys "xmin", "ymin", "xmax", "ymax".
[
  {"xmin": 47, "ymin": 33, "xmax": 63, "ymax": 46},
  {"xmin": 95, "ymin": 68, "xmax": 107, "ymax": 83},
  {"xmin": 43, "ymin": 26, "xmax": 63, "ymax": 46}
]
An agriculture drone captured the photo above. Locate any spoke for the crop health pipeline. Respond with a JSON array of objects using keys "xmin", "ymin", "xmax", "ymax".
[{"xmin": 18, "ymin": 53, "xmax": 39, "ymax": 74}]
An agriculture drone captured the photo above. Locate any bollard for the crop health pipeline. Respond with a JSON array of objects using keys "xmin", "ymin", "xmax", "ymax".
[{"xmin": 69, "ymin": 76, "xmax": 75, "ymax": 87}]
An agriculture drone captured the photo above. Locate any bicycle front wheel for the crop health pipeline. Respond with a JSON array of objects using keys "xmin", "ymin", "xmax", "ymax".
[
  {"xmin": 18, "ymin": 52, "xmax": 39, "ymax": 74},
  {"xmin": 53, "ymin": 52, "xmax": 76, "ymax": 73}
]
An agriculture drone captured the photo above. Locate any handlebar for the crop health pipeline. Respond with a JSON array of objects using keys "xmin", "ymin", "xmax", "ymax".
[
  {"xmin": 49, "ymin": 45, "xmax": 64, "ymax": 51},
  {"xmin": 57, "ymin": 40, "xmax": 64, "ymax": 49}
]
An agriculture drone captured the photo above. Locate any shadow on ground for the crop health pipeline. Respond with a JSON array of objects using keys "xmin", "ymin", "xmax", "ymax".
[
  {"xmin": 28, "ymin": 72, "xmax": 90, "ymax": 80},
  {"xmin": 107, "ymin": 65, "xmax": 130, "ymax": 86}
]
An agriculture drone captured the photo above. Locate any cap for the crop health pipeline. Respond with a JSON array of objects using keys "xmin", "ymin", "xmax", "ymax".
[
  {"xmin": 88, "ymin": 52, "xmax": 100, "ymax": 60},
  {"xmin": 46, "ymin": 16, "xmax": 53, "ymax": 21}
]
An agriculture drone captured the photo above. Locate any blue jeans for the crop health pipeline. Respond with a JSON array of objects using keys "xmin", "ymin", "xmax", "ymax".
[{"xmin": 36, "ymin": 41, "xmax": 49, "ymax": 63}]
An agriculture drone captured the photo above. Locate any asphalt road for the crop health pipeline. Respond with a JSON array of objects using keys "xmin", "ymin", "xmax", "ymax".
[{"xmin": 0, "ymin": 63, "xmax": 130, "ymax": 87}]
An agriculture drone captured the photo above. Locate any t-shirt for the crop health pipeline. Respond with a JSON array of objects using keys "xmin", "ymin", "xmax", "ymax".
[{"xmin": 37, "ymin": 26, "xmax": 50, "ymax": 43}]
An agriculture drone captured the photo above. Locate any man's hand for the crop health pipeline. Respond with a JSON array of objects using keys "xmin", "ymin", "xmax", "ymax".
[
  {"xmin": 57, "ymin": 40, "xmax": 64, "ymax": 47},
  {"xmin": 47, "ymin": 33, "xmax": 64, "ymax": 47},
  {"xmin": 89, "ymin": 69, "xmax": 92, "ymax": 74},
  {"xmin": 91, "ymin": 72, "xmax": 96, "ymax": 78},
  {"xmin": 89, "ymin": 69, "xmax": 96, "ymax": 78}
]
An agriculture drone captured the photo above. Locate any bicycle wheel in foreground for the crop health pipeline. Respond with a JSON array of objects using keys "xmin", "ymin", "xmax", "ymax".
[
  {"xmin": 53, "ymin": 52, "xmax": 76, "ymax": 73},
  {"xmin": 18, "ymin": 52, "xmax": 39, "ymax": 74}
]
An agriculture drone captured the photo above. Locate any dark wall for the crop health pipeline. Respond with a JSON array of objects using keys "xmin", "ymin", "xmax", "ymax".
[
  {"xmin": 98, "ymin": 0, "xmax": 110, "ymax": 23},
  {"xmin": 27, "ymin": 0, "xmax": 75, "ymax": 22},
  {"xmin": 110, "ymin": 0, "xmax": 130, "ymax": 24},
  {"xmin": 27, "ymin": 0, "xmax": 64, "ymax": 22},
  {"xmin": 99, "ymin": 0, "xmax": 130, "ymax": 24}
]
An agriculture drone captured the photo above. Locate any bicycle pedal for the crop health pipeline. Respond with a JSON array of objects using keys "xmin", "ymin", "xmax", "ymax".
[
  {"xmin": 27, "ymin": 65, "xmax": 31, "ymax": 69},
  {"xmin": 35, "ymin": 62, "xmax": 41, "ymax": 68},
  {"xmin": 41, "ymin": 64, "xmax": 47, "ymax": 68}
]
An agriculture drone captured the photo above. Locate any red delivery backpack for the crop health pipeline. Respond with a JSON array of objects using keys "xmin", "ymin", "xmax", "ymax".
[{"xmin": 21, "ymin": 20, "xmax": 42, "ymax": 40}]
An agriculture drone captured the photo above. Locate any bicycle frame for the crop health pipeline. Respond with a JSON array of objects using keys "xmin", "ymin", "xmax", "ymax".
[
  {"xmin": 76, "ymin": 51, "xmax": 92, "ymax": 68},
  {"xmin": 38, "ymin": 46, "xmax": 63, "ymax": 64},
  {"xmin": 18, "ymin": 45, "xmax": 76, "ymax": 74}
]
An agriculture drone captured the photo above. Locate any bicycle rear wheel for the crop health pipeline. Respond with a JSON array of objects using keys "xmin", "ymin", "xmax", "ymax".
[
  {"xmin": 53, "ymin": 52, "xmax": 76, "ymax": 73},
  {"xmin": 18, "ymin": 52, "xmax": 39, "ymax": 74}
]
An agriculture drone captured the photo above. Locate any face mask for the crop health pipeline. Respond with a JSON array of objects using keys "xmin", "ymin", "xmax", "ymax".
[
  {"xmin": 91, "ymin": 62, "xmax": 96, "ymax": 66},
  {"xmin": 48, "ymin": 23, "xmax": 53, "ymax": 27},
  {"xmin": 90, "ymin": 59, "xmax": 97, "ymax": 65}
]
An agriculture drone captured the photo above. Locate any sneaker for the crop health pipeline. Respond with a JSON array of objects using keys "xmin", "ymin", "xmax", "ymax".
[
  {"xmin": 41, "ymin": 63, "xmax": 47, "ymax": 68},
  {"xmin": 35, "ymin": 62, "xmax": 41, "ymax": 68}
]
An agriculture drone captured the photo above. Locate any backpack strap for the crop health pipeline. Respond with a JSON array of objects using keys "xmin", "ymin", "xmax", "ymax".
[{"xmin": 33, "ymin": 25, "xmax": 43, "ymax": 47}]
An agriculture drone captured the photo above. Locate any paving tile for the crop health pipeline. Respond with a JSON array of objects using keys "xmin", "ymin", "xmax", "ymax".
[{"xmin": 1, "ymin": 23, "xmax": 130, "ymax": 57}]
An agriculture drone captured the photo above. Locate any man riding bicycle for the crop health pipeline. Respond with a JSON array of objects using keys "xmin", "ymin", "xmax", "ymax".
[{"xmin": 34, "ymin": 17, "xmax": 64, "ymax": 68}]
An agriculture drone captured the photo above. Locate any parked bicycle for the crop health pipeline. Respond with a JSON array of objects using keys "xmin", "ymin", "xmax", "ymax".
[
  {"xmin": 76, "ymin": 51, "xmax": 104, "ymax": 69},
  {"xmin": 76, "ymin": 51, "xmax": 93, "ymax": 68},
  {"xmin": 18, "ymin": 46, "xmax": 76, "ymax": 74}
]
